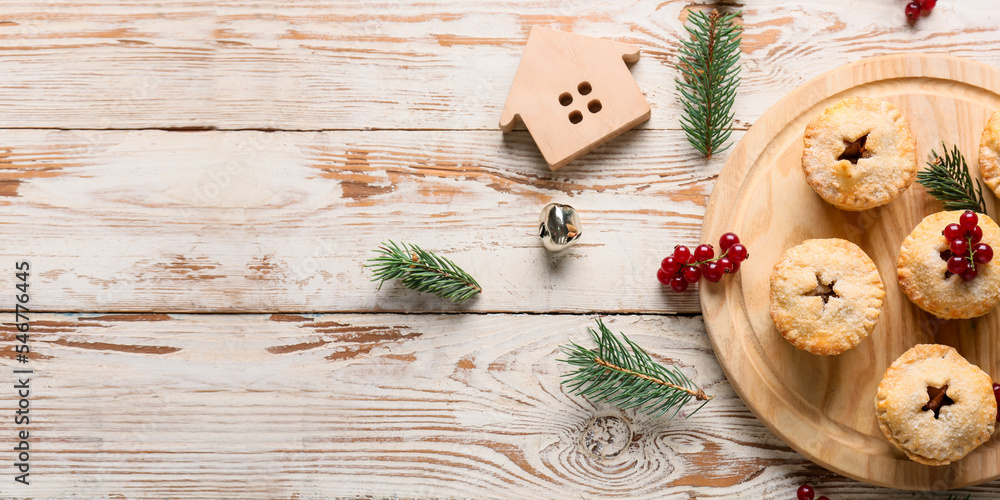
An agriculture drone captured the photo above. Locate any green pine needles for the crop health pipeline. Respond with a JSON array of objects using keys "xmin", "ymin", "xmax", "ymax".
[
  {"xmin": 676, "ymin": 9, "xmax": 743, "ymax": 159},
  {"xmin": 917, "ymin": 143, "xmax": 988, "ymax": 214},
  {"xmin": 560, "ymin": 319, "xmax": 713, "ymax": 418},
  {"xmin": 366, "ymin": 240, "xmax": 482, "ymax": 303}
]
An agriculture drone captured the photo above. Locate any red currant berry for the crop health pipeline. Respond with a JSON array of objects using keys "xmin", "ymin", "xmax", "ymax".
[
  {"xmin": 970, "ymin": 225, "xmax": 984, "ymax": 244},
  {"xmin": 950, "ymin": 238, "xmax": 969, "ymax": 256},
  {"xmin": 905, "ymin": 1, "xmax": 921, "ymax": 20},
  {"xmin": 975, "ymin": 243, "xmax": 994, "ymax": 264},
  {"xmin": 682, "ymin": 265, "xmax": 701, "ymax": 283},
  {"xmin": 728, "ymin": 260, "xmax": 741, "ymax": 273},
  {"xmin": 673, "ymin": 245, "xmax": 691, "ymax": 263},
  {"xmin": 948, "ymin": 256, "xmax": 969, "ymax": 274},
  {"xmin": 669, "ymin": 275, "xmax": 688, "ymax": 293},
  {"xmin": 661, "ymin": 256, "xmax": 682, "ymax": 276},
  {"xmin": 703, "ymin": 262, "xmax": 724, "ymax": 282},
  {"xmin": 943, "ymin": 223, "xmax": 964, "ymax": 241},
  {"xmin": 919, "ymin": 0, "xmax": 936, "ymax": 11},
  {"xmin": 717, "ymin": 257, "xmax": 733, "ymax": 273},
  {"xmin": 656, "ymin": 267, "xmax": 672, "ymax": 285},
  {"xmin": 796, "ymin": 485, "xmax": 815, "ymax": 500},
  {"xmin": 993, "ymin": 383, "xmax": 1000, "ymax": 421},
  {"xmin": 961, "ymin": 211, "xmax": 979, "ymax": 230},
  {"xmin": 961, "ymin": 266, "xmax": 979, "ymax": 281},
  {"xmin": 727, "ymin": 244, "xmax": 748, "ymax": 263},
  {"xmin": 693, "ymin": 244, "xmax": 714, "ymax": 262},
  {"xmin": 718, "ymin": 232, "xmax": 740, "ymax": 252}
]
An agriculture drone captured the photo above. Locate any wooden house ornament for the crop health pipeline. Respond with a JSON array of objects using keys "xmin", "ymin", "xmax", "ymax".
[{"xmin": 500, "ymin": 27, "xmax": 651, "ymax": 171}]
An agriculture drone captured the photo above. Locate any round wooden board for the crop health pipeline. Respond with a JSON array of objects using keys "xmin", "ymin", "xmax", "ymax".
[{"xmin": 701, "ymin": 54, "xmax": 1000, "ymax": 490}]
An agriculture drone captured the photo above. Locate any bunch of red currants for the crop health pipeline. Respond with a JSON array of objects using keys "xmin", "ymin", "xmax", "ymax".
[
  {"xmin": 905, "ymin": 0, "xmax": 936, "ymax": 21},
  {"xmin": 796, "ymin": 484, "xmax": 829, "ymax": 500},
  {"xmin": 940, "ymin": 210, "xmax": 993, "ymax": 281},
  {"xmin": 657, "ymin": 232, "xmax": 748, "ymax": 292},
  {"xmin": 993, "ymin": 383, "xmax": 1000, "ymax": 422}
]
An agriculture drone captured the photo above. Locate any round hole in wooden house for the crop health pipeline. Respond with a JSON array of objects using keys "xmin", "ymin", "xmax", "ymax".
[
  {"xmin": 578, "ymin": 81, "xmax": 592, "ymax": 95},
  {"xmin": 588, "ymin": 99, "xmax": 602, "ymax": 113},
  {"xmin": 568, "ymin": 110, "xmax": 583, "ymax": 124},
  {"xmin": 558, "ymin": 92, "xmax": 573, "ymax": 106}
]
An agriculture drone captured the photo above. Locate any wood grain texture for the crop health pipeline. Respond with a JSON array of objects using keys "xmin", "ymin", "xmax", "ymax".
[
  {"xmin": 0, "ymin": 1, "xmax": 998, "ymax": 131},
  {"xmin": 3, "ymin": 0, "xmax": 1000, "ymax": 497},
  {"xmin": 702, "ymin": 54, "xmax": 1000, "ymax": 490},
  {"xmin": 3, "ymin": 312, "xmax": 995, "ymax": 499},
  {"xmin": 0, "ymin": 127, "xmax": 723, "ymax": 314}
]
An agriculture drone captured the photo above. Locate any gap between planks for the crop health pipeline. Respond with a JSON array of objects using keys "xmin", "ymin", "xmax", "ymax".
[
  {"xmin": 0, "ymin": 125, "xmax": 752, "ymax": 133},
  {"xmin": 1, "ymin": 309, "xmax": 706, "ymax": 317}
]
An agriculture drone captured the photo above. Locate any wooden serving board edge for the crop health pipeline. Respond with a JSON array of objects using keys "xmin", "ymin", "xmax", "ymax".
[{"xmin": 699, "ymin": 53, "xmax": 1000, "ymax": 490}]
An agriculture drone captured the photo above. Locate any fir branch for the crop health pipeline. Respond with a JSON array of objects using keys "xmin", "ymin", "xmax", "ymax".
[
  {"xmin": 676, "ymin": 9, "xmax": 743, "ymax": 159},
  {"xmin": 917, "ymin": 143, "xmax": 988, "ymax": 214},
  {"xmin": 366, "ymin": 240, "xmax": 482, "ymax": 303},
  {"xmin": 559, "ymin": 319, "xmax": 713, "ymax": 419}
]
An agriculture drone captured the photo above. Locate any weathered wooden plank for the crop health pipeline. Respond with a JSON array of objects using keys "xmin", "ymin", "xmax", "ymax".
[
  {"xmin": 0, "ymin": 128, "xmax": 726, "ymax": 314},
  {"xmin": 0, "ymin": 1, "xmax": 998, "ymax": 130},
  {"xmin": 2, "ymin": 313, "xmax": 988, "ymax": 498}
]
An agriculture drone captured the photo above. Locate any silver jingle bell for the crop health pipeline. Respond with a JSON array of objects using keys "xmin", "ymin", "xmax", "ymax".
[{"xmin": 539, "ymin": 203, "xmax": 581, "ymax": 252}]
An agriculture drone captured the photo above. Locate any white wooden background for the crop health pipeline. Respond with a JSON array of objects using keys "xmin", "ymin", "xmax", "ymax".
[{"xmin": 1, "ymin": 0, "xmax": 1000, "ymax": 498}]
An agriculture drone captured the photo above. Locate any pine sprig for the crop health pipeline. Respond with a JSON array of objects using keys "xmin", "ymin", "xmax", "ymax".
[
  {"xmin": 917, "ymin": 143, "xmax": 988, "ymax": 214},
  {"xmin": 366, "ymin": 240, "xmax": 482, "ymax": 303},
  {"xmin": 559, "ymin": 319, "xmax": 713, "ymax": 418},
  {"xmin": 676, "ymin": 9, "xmax": 743, "ymax": 159}
]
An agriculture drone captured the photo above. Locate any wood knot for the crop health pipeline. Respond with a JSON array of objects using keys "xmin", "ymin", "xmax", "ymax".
[{"xmin": 580, "ymin": 415, "xmax": 632, "ymax": 458}]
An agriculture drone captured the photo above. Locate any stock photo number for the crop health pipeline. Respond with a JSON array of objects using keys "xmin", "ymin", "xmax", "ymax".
[{"xmin": 12, "ymin": 261, "xmax": 31, "ymax": 485}]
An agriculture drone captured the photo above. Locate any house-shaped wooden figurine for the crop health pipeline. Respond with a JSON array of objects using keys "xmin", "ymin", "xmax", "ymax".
[{"xmin": 500, "ymin": 27, "xmax": 651, "ymax": 171}]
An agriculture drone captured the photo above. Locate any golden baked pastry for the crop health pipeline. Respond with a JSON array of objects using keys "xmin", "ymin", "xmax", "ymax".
[
  {"xmin": 802, "ymin": 97, "xmax": 917, "ymax": 211},
  {"xmin": 980, "ymin": 110, "xmax": 1000, "ymax": 197},
  {"xmin": 876, "ymin": 344, "xmax": 996, "ymax": 466},
  {"xmin": 898, "ymin": 211, "xmax": 1000, "ymax": 319},
  {"xmin": 769, "ymin": 238, "xmax": 885, "ymax": 355}
]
